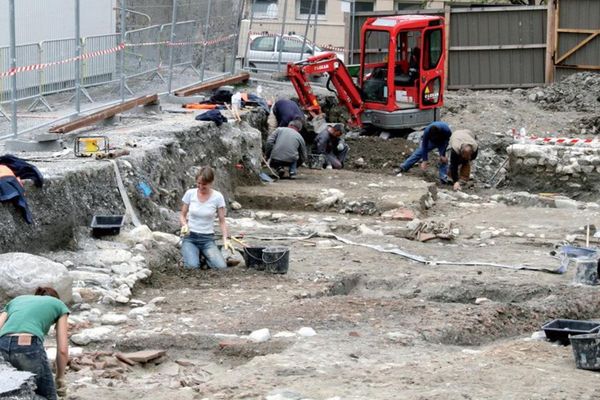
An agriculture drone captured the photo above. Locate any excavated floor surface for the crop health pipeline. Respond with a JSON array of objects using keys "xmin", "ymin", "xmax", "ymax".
[{"xmin": 67, "ymin": 171, "xmax": 600, "ymax": 400}]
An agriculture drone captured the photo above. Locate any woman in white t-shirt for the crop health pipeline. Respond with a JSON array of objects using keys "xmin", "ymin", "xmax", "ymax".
[{"xmin": 179, "ymin": 166, "xmax": 230, "ymax": 269}]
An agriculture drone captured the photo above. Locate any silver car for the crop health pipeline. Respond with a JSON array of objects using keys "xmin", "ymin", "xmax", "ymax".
[{"xmin": 244, "ymin": 33, "xmax": 343, "ymax": 72}]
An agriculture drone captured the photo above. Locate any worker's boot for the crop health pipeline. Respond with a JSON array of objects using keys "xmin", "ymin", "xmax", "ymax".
[{"xmin": 276, "ymin": 167, "xmax": 285, "ymax": 179}]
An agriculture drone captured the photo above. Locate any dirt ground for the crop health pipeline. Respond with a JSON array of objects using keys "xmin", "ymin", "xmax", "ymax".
[{"xmin": 19, "ymin": 73, "xmax": 600, "ymax": 399}]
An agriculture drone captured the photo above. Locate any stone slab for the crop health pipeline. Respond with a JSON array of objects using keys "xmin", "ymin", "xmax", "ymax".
[{"xmin": 118, "ymin": 349, "xmax": 167, "ymax": 363}]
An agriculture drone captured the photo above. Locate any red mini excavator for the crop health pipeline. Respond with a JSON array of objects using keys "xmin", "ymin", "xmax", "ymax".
[{"xmin": 287, "ymin": 15, "xmax": 445, "ymax": 131}]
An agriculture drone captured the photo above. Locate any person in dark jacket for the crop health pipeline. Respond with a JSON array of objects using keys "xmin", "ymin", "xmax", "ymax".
[
  {"xmin": 396, "ymin": 121, "xmax": 452, "ymax": 184},
  {"xmin": 315, "ymin": 123, "xmax": 349, "ymax": 169},
  {"xmin": 265, "ymin": 119, "xmax": 307, "ymax": 179},
  {"xmin": 0, "ymin": 154, "xmax": 44, "ymax": 223},
  {"xmin": 268, "ymin": 98, "xmax": 305, "ymax": 133}
]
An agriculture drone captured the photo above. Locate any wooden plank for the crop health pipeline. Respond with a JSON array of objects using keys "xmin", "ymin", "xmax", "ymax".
[
  {"xmin": 444, "ymin": 5, "xmax": 450, "ymax": 91},
  {"xmin": 174, "ymin": 72, "xmax": 250, "ymax": 97},
  {"xmin": 556, "ymin": 64, "xmax": 600, "ymax": 71},
  {"xmin": 555, "ymin": 32, "xmax": 599, "ymax": 64},
  {"xmin": 558, "ymin": 28, "xmax": 600, "ymax": 34},
  {"xmin": 448, "ymin": 82, "xmax": 541, "ymax": 90},
  {"xmin": 450, "ymin": 44, "xmax": 546, "ymax": 51},
  {"xmin": 450, "ymin": 5, "xmax": 547, "ymax": 13},
  {"xmin": 48, "ymin": 94, "xmax": 159, "ymax": 133},
  {"xmin": 545, "ymin": 0, "xmax": 557, "ymax": 83}
]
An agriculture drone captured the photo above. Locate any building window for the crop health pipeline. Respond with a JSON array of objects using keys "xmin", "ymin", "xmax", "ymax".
[
  {"xmin": 252, "ymin": 0, "xmax": 279, "ymax": 19},
  {"xmin": 354, "ymin": 1, "xmax": 374, "ymax": 12},
  {"xmin": 298, "ymin": 0, "xmax": 327, "ymax": 18},
  {"xmin": 395, "ymin": 1, "xmax": 423, "ymax": 11}
]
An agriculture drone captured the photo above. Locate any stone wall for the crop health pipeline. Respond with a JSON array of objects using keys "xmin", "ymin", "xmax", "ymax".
[
  {"xmin": 0, "ymin": 118, "xmax": 263, "ymax": 254},
  {"xmin": 507, "ymin": 143, "xmax": 600, "ymax": 199}
]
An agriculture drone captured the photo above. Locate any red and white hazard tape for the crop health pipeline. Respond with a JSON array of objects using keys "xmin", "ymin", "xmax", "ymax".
[
  {"xmin": 0, "ymin": 33, "xmax": 236, "ymax": 78},
  {"xmin": 127, "ymin": 34, "xmax": 236, "ymax": 48},
  {"xmin": 515, "ymin": 135, "xmax": 600, "ymax": 147},
  {"xmin": 248, "ymin": 31, "xmax": 344, "ymax": 52},
  {"xmin": 0, "ymin": 43, "xmax": 125, "ymax": 78}
]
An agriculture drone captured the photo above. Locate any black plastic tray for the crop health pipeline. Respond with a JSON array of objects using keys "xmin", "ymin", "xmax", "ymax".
[
  {"xmin": 542, "ymin": 319, "xmax": 600, "ymax": 345},
  {"xmin": 91, "ymin": 215, "xmax": 124, "ymax": 237}
]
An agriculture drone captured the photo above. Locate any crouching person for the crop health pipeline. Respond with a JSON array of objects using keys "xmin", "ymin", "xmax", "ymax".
[
  {"xmin": 316, "ymin": 123, "xmax": 349, "ymax": 169},
  {"xmin": 0, "ymin": 287, "xmax": 70, "ymax": 399},
  {"xmin": 449, "ymin": 129, "xmax": 478, "ymax": 191},
  {"xmin": 265, "ymin": 119, "xmax": 307, "ymax": 179}
]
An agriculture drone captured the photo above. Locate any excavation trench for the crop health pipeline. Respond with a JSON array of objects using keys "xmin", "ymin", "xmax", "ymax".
[{"xmin": 3, "ymin": 101, "xmax": 600, "ymax": 398}]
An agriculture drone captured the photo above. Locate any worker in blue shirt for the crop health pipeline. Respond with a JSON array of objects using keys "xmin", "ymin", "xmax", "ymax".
[
  {"xmin": 396, "ymin": 121, "xmax": 452, "ymax": 184},
  {"xmin": 268, "ymin": 98, "xmax": 306, "ymax": 133}
]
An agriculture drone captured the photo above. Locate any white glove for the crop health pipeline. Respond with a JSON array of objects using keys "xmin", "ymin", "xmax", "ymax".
[
  {"xmin": 337, "ymin": 142, "xmax": 345, "ymax": 152},
  {"xmin": 180, "ymin": 225, "xmax": 189, "ymax": 236}
]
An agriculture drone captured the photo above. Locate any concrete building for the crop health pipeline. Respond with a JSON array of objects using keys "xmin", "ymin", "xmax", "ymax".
[{"xmin": 240, "ymin": 0, "xmax": 447, "ymax": 52}]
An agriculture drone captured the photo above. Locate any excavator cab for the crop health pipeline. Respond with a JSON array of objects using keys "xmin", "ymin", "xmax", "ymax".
[
  {"xmin": 359, "ymin": 15, "xmax": 445, "ymax": 130},
  {"xmin": 286, "ymin": 15, "xmax": 445, "ymax": 130}
]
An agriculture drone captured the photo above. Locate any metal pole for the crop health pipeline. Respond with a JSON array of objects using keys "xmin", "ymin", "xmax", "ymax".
[
  {"xmin": 276, "ymin": 0, "xmax": 288, "ymax": 72},
  {"xmin": 199, "ymin": 0, "xmax": 212, "ymax": 82},
  {"xmin": 75, "ymin": 0, "xmax": 81, "ymax": 114},
  {"xmin": 312, "ymin": 0, "xmax": 319, "ymax": 46},
  {"xmin": 119, "ymin": 0, "xmax": 127, "ymax": 102},
  {"xmin": 167, "ymin": 0, "xmax": 178, "ymax": 94},
  {"xmin": 242, "ymin": 0, "xmax": 256, "ymax": 69},
  {"xmin": 300, "ymin": 0, "xmax": 315, "ymax": 60},
  {"xmin": 229, "ymin": 0, "xmax": 245, "ymax": 74},
  {"xmin": 8, "ymin": 0, "xmax": 17, "ymax": 136}
]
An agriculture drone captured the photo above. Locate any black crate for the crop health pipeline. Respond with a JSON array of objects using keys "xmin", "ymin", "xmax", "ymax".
[
  {"xmin": 91, "ymin": 215, "xmax": 124, "ymax": 237},
  {"xmin": 542, "ymin": 319, "xmax": 600, "ymax": 345}
]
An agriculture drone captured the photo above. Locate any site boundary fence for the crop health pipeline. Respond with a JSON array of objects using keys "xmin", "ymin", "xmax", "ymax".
[{"xmin": 0, "ymin": 0, "xmax": 243, "ymax": 139}]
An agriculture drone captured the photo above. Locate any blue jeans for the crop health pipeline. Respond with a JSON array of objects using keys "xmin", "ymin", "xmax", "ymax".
[
  {"xmin": 0, "ymin": 335, "xmax": 57, "ymax": 400},
  {"xmin": 324, "ymin": 143, "xmax": 349, "ymax": 169},
  {"xmin": 270, "ymin": 159, "xmax": 298, "ymax": 176},
  {"xmin": 400, "ymin": 142, "xmax": 448, "ymax": 182},
  {"xmin": 181, "ymin": 232, "xmax": 226, "ymax": 270}
]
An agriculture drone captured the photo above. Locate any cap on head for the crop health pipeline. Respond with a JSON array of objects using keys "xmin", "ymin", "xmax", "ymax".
[{"xmin": 332, "ymin": 123, "xmax": 346, "ymax": 134}]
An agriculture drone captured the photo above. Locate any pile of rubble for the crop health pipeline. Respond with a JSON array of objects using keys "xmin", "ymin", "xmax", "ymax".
[{"xmin": 526, "ymin": 72, "xmax": 600, "ymax": 114}]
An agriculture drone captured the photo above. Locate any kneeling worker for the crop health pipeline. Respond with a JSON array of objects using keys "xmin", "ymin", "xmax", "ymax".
[
  {"xmin": 316, "ymin": 123, "xmax": 349, "ymax": 169},
  {"xmin": 265, "ymin": 119, "xmax": 307, "ymax": 179},
  {"xmin": 0, "ymin": 287, "xmax": 69, "ymax": 399},
  {"xmin": 449, "ymin": 129, "xmax": 478, "ymax": 191}
]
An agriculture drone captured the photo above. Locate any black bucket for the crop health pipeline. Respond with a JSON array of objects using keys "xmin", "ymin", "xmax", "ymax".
[
  {"xmin": 262, "ymin": 246, "xmax": 290, "ymax": 274},
  {"xmin": 243, "ymin": 247, "xmax": 266, "ymax": 270},
  {"xmin": 571, "ymin": 333, "xmax": 600, "ymax": 370}
]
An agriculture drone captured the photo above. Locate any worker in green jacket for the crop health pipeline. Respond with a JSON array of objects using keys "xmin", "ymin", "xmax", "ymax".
[{"xmin": 0, "ymin": 287, "xmax": 70, "ymax": 399}]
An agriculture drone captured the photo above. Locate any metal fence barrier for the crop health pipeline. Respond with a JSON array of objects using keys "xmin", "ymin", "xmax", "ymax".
[{"xmin": 0, "ymin": 0, "xmax": 244, "ymax": 139}]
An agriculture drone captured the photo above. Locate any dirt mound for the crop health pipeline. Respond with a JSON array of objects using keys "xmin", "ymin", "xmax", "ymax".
[{"xmin": 527, "ymin": 72, "xmax": 600, "ymax": 113}]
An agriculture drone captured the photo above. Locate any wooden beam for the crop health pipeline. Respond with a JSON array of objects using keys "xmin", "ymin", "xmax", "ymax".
[
  {"xmin": 48, "ymin": 94, "xmax": 159, "ymax": 134},
  {"xmin": 174, "ymin": 72, "xmax": 250, "ymax": 97},
  {"xmin": 444, "ymin": 5, "xmax": 450, "ymax": 91},
  {"xmin": 557, "ymin": 28, "xmax": 600, "ymax": 34},
  {"xmin": 545, "ymin": 0, "xmax": 557, "ymax": 83},
  {"xmin": 450, "ymin": 44, "xmax": 546, "ymax": 51},
  {"xmin": 555, "ymin": 32, "xmax": 599, "ymax": 64},
  {"xmin": 555, "ymin": 0, "xmax": 559, "ymax": 68},
  {"xmin": 556, "ymin": 64, "xmax": 600, "ymax": 71}
]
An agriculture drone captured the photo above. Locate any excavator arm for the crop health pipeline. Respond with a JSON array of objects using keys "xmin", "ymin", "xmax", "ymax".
[{"xmin": 287, "ymin": 52, "xmax": 364, "ymax": 128}]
